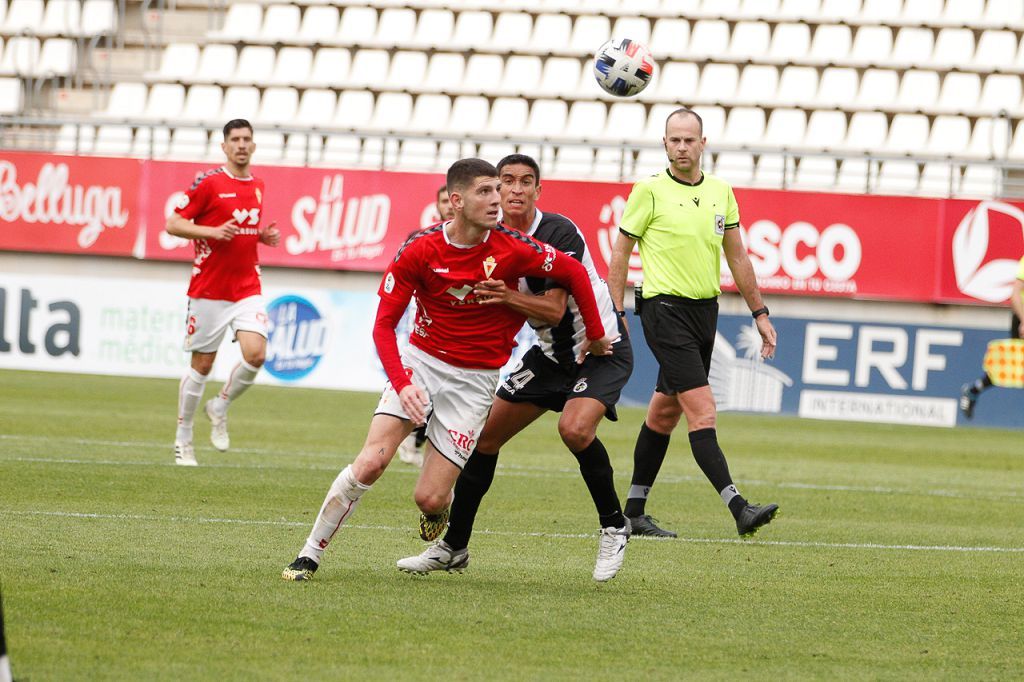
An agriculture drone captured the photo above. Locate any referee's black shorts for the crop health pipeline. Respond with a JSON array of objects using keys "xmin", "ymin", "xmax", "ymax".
[
  {"xmin": 639, "ymin": 294, "xmax": 718, "ymax": 395},
  {"xmin": 1011, "ymin": 313, "xmax": 1021, "ymax": 339},
  {"xmin": 496, "ymin": 319, "xmax": 633, "ymax": 421}
]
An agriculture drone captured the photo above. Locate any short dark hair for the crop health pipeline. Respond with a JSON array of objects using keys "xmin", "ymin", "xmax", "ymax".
[
  {"xmin": 496, "ymin": 154, "xmax": 541, "ymax": 184},
  {"xmin": 436, "ymin": 184, "xmax": 448, "ymax": 201},
  {"xmin": 223, "ymin": 119, "xmax": 253, "ymax": 139},
  {"xmin": 665, "ymin": 108, "xmax": 703, "ymax": 136},
  {"xmin": 446, "ymin": 158, "xmax": 498, "ymax": 194}
]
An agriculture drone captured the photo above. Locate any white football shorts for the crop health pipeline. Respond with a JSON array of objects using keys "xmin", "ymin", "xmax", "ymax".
[
  {"xmin": 375, "ymin": 344, "xmax": 498, "ymax": 469},
  {"xmin": 184, "ymin": 295, "xmax": 268, "ymax": 353}
]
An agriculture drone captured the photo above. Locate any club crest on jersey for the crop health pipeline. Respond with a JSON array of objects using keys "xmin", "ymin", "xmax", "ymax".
[
  {"xmin": 573, "ymin": 378, "xmax": 588, "ymax": 393},
  {"xmin": 714, "ymin": 214, "xmax": 726, "ymax": 235},
  {"xmin": 482, "ymin": 256, "xmax": 497, "ymax": 278},
  {"xmin": 255, "ymin": 188, "xmax": 262, "ymax": 204}
]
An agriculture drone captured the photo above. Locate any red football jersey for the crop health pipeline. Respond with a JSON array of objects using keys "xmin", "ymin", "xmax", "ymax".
[
  {"xmin": 373, "ymin": 223, "xmax": 605, "ymax": 392},
  {"xmin": 174, "ymin": 167, "xmax": 265, "ymax": 301}
]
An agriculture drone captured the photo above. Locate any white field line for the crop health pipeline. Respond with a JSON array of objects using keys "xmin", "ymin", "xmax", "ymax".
[{"xmin": 2, "ymin": 509, "xmax": 1022, "ymax": 554}]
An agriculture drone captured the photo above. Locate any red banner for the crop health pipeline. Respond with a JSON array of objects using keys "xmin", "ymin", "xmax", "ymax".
[
  {"xmin": 3, "ymin": 150, "xmax": 1022, "ymax": 306},
  {"xmin": 0, "ymin": 152, "xmax": 142, "ymax": 257}
]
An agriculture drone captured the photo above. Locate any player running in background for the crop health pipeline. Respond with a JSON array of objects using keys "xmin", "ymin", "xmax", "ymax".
[
  {"xmin": 960, "ymin": 254, "xmax": 1024, "ymax": 418},
  {"xmin": 165, "ymin": 119, "xmax": 280, "ymax": 467},
  {"xmin": 282, "ymin": 158, "xmax": 614, "ymax": 581},
  {"xmin": 607, "ymin": 107, "xmax": 780, "ymax": 539},
  {"xmin": 397, "ymin": 184, "xmax": 456, "ymax": 467},
  {"xmin": 398, "ymin": 154, "xmax": 633, "ymax": 582}
]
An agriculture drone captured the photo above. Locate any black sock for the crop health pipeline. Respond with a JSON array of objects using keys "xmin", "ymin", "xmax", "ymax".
[
  {"xmin": 413, "ymin": 425, "xmax": 427, "ymax": 448},
  {"xmin": 571, "ymin": 437, "xmax": 626, "ymax": 529},
  {"xmin": 971, "ymin": 375, "xmax": 993, "ymax": 394},
  {"xmin": 623, "ymin": 422, "xmax": 671, "ymax": 518},
  {"xmin": 689, "ymin": 428, "xmax": 748, "ymax": 518},
  {"xmin": 442, "ymin": 449, "xmax": 498, "ymax": 551}
]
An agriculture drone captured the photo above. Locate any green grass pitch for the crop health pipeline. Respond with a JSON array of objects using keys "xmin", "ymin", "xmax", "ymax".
[{"xmin": 1, "ymin": 369, "xmax": 1022, "ymax": 680}]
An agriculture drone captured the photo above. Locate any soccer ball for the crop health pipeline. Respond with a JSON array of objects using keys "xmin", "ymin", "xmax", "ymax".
[{"xmin": 593, "ymin": 38, "xmax": 655, "ymax": 97}]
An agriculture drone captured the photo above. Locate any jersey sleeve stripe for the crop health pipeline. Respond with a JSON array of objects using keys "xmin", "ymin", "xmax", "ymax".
[
  {"xmin": 189, "ymin": 167, "xmax": 224, "ymax": 191},
  {"xmin": 495, "ymin": 224, "xmax": 543, "ymax": 253},
  {"xmin": 619, "ymin": 227, "xmax": 641, "ymax": 238}
]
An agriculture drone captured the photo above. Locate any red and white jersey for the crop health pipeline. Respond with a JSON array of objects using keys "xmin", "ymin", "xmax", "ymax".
[
  {"xmin": 174, "ymin": 167, "xmax": 265, "ymax": 301},
  {"xmin": 373, "ymin": 222, "xmax": 606, "ymax": 393}
]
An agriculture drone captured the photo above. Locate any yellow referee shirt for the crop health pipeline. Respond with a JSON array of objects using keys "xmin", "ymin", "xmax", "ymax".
[{"xmin": 619, "ymin": 169, "xmax": 740, "ymax": 300}]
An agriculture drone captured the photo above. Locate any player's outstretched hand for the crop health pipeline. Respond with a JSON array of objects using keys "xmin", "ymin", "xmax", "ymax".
[
  {"xmin": 578, "ymin": 333, "xmax": 617, "ymax": 363},
  {"xmin": 399, "ymin": 384, "xmax": 430, "ymax": 426},
  {"xmin": 473, "ymin": 278, "xmax": 510, "ymax": 305},
  {"xmin": 756, "ymin": 315, "xmax": 777, "ymax": 360},
  {"xmin": 210, "ymin": 219, "xmax": 239, "ymax": 241},
  {"xmin": 259, "ymin": 221, "xmax": 280, "ymax": 247}
]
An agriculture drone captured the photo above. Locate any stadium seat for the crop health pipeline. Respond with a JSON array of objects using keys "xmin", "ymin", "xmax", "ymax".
[
  {"xmin": 448, "ymin": 95, "xmax": 490, "ymax": 134},
  {"xmin": 967, "ymin": 117, "xmax": 1012, "ymax": 159},
  {"xmin": 337, "ymin": 6, "xmax": 377, "ymax": 46},
  {"xmin": 422, "ymin": 53, "xmax": 465, "ymax": 94},
  {"xmin": 803, "ymin": 110, "xmax": 847, "ymax": 150},
  {"xmin": 977, "ymin": 74, "xmax": 1022, "ymax": 116},
  {"xmin": 35, "ymin": 38, "xmax": 75, "ymax": 77},
  {"xmin": 255, "ymin": 131, "xmax": 284, "ymax": 161},
  {"xmin": 566, "ymin": 100, "xmax": 607, "ymax": 141},
  {"xmin": 528, "ymin": 13, "xmax": 572, "ymax": 55},
  {"xmin": 735, "ymin": 64, "xmax": 779, "ymax": 106},
  {"xmin": 255, "ymin": 87, "xmax": 298, "ymax": 126},
  {"xmin": 728, "ymin": 21, "xmax": 771, "ymax": 61},
  {"xmin": 849, "ymin": 26, "xmax": 893, "ymax": 67},
  {"xmin": 642, "ymin": 103, "xmax": 680, "ymax": 140},
  {"xmin": 612, "ymin": 16, "xmax": 652, "ymax": 45},
  {"xmin": 553, "ymin": 145, "xmax": 595, "ymax": 179},
  {"xmin": 486, "ymin": 97, "xmax": 529, "ymax": 136},
  {"xmin": 713, "ymin": 152, "xmax": 755, "ymax": 186},
  {"xmin": 938, "ymin": 0, "xmax": 982, "ymax": 25},
  {"xmin": 296, "ymin": 5, "xmax": 339, "ymax": 45},
  {"xmin": 192, "ymin": 44, "xmax": 237, "ymax": 85},
  {"xmin": 308, "ymin": 48, "xmax": 350, "ymax": 88},
  {"xmin": 220, "ymin": 86, "xmax": 260, "ymax": 124},
  {"xmin": 260, "ymin": 4, "xmax": 300, "ymax": 44},
  {"xmin": 601, "ymin": 101, "xmax": 647, "ymax": 142},
  {"xmin": 735, "ymin": 0, "xmax": 779, "ymax": 18},
  {"xmin": 695, "ymin": 63, "xmax": 739, "ymax": 104},
  {"xmin": 284, "ymin": 132, "xmax": 323, "ymax": 165},
  {"xmin": 648, "ymin": 61, "xmax": 699, "ymax": 103},
  {"xmin": 179, "ymin": 85, "xmax": 223, "ymax": 124},
  {"xmin": 294, "ymin": 88, "xmax": 335, "ymax": 127},
  {"xmin": 2, "ymin": 0, "xmax": 41, "ymax": 34},
  {"xmin": 819, "ymin": 0, "xmax": 860, "ymax": 21},
  {"xmin": 973, "ymin": 30, "xmax": 1017, "ymax": 70},
  {"xmin": 569, "ymin": 14, "xmax": 611, "ymax": 55},
  {"xmin": 449, "ymin": 10, "xmax": 493, "ymax": 50},
  {"xmin": 346, "ymin": 50, "xmax": 389, "ymax": 89},
  {"xmin": 755, "ymin": 154, "xmax": 794, "ymax": 187},
  {"xmin": 229, "ymin": 46, "xmax": 274, "ymax": 86},
  {"xmin": 398, "ymin": 138, "xmax": 440, "ymax": 171},
  {"xmin": 793, "ymin": 156, "xmax": 838, "ymax": 189},
  {"xmin": 855, "ymin": 68, "xmax": 899, "ymax": 109},
  {"xmin": 491, "ymin": 13, "xmax": 534, "ymax": 53},
  {"xmin": 170, "ymin": 127, "xmax": 211, "ymax": 160},
  {"xmin": 130, "ymin": 126, "xmax": 169, "ymax": 158},
  {"xmin": 269, "ymin": 47, "xmax": 313, "ymax": 87},
  {"xmin": 722, "ymin": 107, "xmax": 766, "ymax": 147},
  {"xmin": 525, "ymin": 98, "xmax": 569, "ymax": 139},
  {"xmin": 688, "ymin": 20, "xmax": 730, "ymax": 60},
  {"xmin": 697, "ymin": 105, "xmax": 726, "ymax": 142},
  {"xmin": 408, "ymin": 94, "xmax": 452, "ymax": 134},
  {"xmin": 648, "ymin": 17, "xmax": 690, "ymax": 59},
  {"xmin": 884, "ymin": 114, "xmax": 930, "ymax": 155},
  {"xmin": 763, "ymin": 108, "xmax": 807, "ymax": 148},
  {"xmin": 860, "ymin": 0, "xmax": 902, "ymax": 23},
  {"xmin": 895, "ymin": 70, "xmax": 939, "ymax": 112},
  {"xmin": 370, "ymin": 8, "xmax": 415, "ymax": 49},
  {"xmin": 1005, "ymin": 120, "xmax": 1024, "ymax": 159},
  {"xmin": 635, "ymin": 147, "xmax": 668, "ymax": 176},
  {"xmin": 0, "ymin": 76, "xmax": 20, "ymax": 113},
  {"xmin": 0, "ymin": 36, "xmax": 38, "ymax": 77},
  {"xmin": 536, "ymin": 57, "xmax": 582, "ymax": 98},
  {"xmin": 477, "ymin": 141, "xmax": 517, "ymax": 166},
  {"xmin": 39, "ymin": 0, "xmax": 81, "ymax": 36},
  {"xmin": 808, "ymin": 24, "xmax": 852, "ymax": 64},
  {"xmin": 93, "ymin": 124, "xmax": 134, "ymax": 156},
  {"xmin": 889, "ymin": 28, "xmax": 934, "ymax": 68},
  {"xmin": 322, "ymin": 134, "xmax": 361, "ymax": 167},
  {"xmin": 778, "ymin": 0, "xmax": 821, "ymax": 20},
  {"xmin": 140, "ymin": 83, "xmax": 185, "ymax": 121},
  {"xmin": 54, "ymin": 123, "xmax": 94, "ymax": 154},
  {"xmin": 835, "ymin": 158, "xmax": 871, "ymax": 193},
  {"xmin": 841, "ymin": 111, "xmax": 888, "ymax": 152},
  {"xmin": 817, "ymin": 67, "xmax": 859, "ymax": 107},
  {"xmin": 209, "ymin": 2, "xmax": 262, "ymax": 42},
  {"xmin": 960, "ymin": 164, "xmax": 1001, "ymax": 196},
  {"xmin": 333, "ymin": 89, "xmax": 374, "ymax": 130},
  {"xmin": 593, "ymin": 147, "xmax": 634, "ymax": 181},
  {"xmin": 80, "ymin": 0, "xmax": 116, "ymax": 36},
  {"xmin": 936, "ymin": 72, "xmax": 981, "ymax": 113},
  {"xmin": 102, "ymin": 82, "xmax": 146, "ymax": 119},
  {"xmin": 773, "ymin": 66, "xmax": 818, "ymax": 107},
  {"xmin": 919, "ymin": 162, "xmax": 960, "ymax": 196},
  {"xmin": 767, "ymin": 23, "xmax": 811, "ymax": 63},
  {"xmin": 983, "ymin": 0, "xmax": 1024, "ymax": 27},
  {"xmin": 877, "ymin": 160, "xmax": 920, "ymax": 194},
  {"xmin": 926, "ymin": 115, "xmax": 971, "ymax": 157},
  {"xmin": 496, "ymin": 55, "xmax": 542, "ymax": 97},
  {"xmin": 931, "ymin": 29, "xmax": 975, "ymax": 69},
  {"xmin": 387, "ymin": 51, "xmax": 429, "ymax": 92},
  {"xmin": 455, "ymin": 54, "xmax": 503, "ymax": 95},
  {"xmin": 409, "ymin": 9, "xmax": 454, "ymax": 49},
  {"xmin": 149, "ymin": 43, "xmax": 199, "ymax": 83},
  {"xmin": 367, "ymin": 92, "xmax": 413, "ymax": 132}
]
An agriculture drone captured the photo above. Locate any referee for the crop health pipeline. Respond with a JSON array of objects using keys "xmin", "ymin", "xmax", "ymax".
[{"xmin": 607, "ymin": 107, "xmax": 779, "ymax": 538}]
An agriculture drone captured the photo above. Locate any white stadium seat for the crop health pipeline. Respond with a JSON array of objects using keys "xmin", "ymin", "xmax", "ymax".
[
  {"xmin": 449, "ymin": 11, "xmax": 493, "ymax": 51},
  {"xmin": 779, "ymin": 0, "xmax": 821, "ymax": 20},
  {"xmin": 767, "ymin": 22, "xmax": 811, "ymax": 63},
  {"xmin": 738, "ymin": 0, "xmax": 780, "ymax": 19},
  {"xmin": 794, "ymin": 156, "xmax": 838, "ymax": 189},
  {"xmin": 448, "ymin": 95, "xmax": 490, "ymax": 134},
  {"xmin": 978, "ymin": 74, "xmax": 1022, "ymax": 115},
  {"xmin": 169, "ymin": 127, "xmax": 211, "ymax": 160},
  {"xmin": 649, "ymin": 18, "xmax": 690, "ymax": 59},
  {"xmin": 936, "ymin": 72, "xmax": 981, "ymax": 113},
  {"xmin": 180, "ymin": 85, "xmax": 223, "ymax": 123},
  {"xmin": 410, "ymin": 9, "xmax": 454, "ymax": 49},
  {"xmin": 973, "ymin": 30, "xmax": 1017, "ymax": 70},
  {"xmin": 35, "ymin": 38, "xmax": 75, "ymax": 76},
  {"xmin": 386, "ymin": 51, "xmax": 429, "ymax": 92},
  {"xmin": 817, "ymin": 67, "xmax": 858, "ymax": 107},
  {"xmin": 131, "ymin": 126, "xmax": 169, "ymax": 158},
  {"xmin": 527, "ymin": 13, "xmax": 572, "ymax": 55},
  {"xmin": 220, "ymin": 86, "xmax": 260, "ymax": 123},
  {"xmin": 569, "ymin": 15, "xmax": 611, "ymax": 55},
  {"xmin": 895, "ymin": 70, "xmax": 939, "ymax": 112},
  {"xmin": 150, "ymin": 43, "xmax": 200, "ymax": 83},
  {"xmin": 332, "ymin": 90, "xmax": 374, "ymax": 130},
  {"xmin": 39, "ymin": 0, "xmax": 81, "ymax": 36},
  {"xmin": 688, "ymin": 20, "xmax": 730, "ymax": 60},
  {"xmin": 889, "ymin": 28, "xmax": 934, "ymax": 68},
  {"xmin": 939, "ymin": 0, "xmax": 983, "ymax": 25},
  {"xmin": 210, "ymin": 2, "xmax": 262, "ymax": 42},
  {"xmin": 884, "ymin": 113, "xmax": 930, "ymax": 155},
  {"xmin": 3, "ymin": 0, "xmax": 42, "ymax": 33},
  {"xmin": 408, "ymin": 94, "xmax": 452, "ymax": 134},
  {"xmin": 803, "ymin": 110, "xmax": 847, "ymax": 150},
  {"xmin": 600, "ymin": 101, "xmax": 646, "ymax": 142},
  {"xmin": 961, "ymin": 164, "xmax": 1001, "ymax": 196},
  {"xmin": 727, "ymin": 21, "xmax": 771, "ymax": 61},
  {"xmin": 920, "ymin": 162, "xmax": 960, "ymax": 196},
  {"xmin": 612, "ymin": 16, "xmax": 652, "ymax": 45},
  {"xmin": 269, "ymin": 47, "xmax": 313, "ymax": 87},
  {"xmin": 193, "ymin": 44, "xmax": 236, "ymax": 85},
  {"xmin": 495, "ymin": 55, "xmax": 542, "ymax": 97},
  {"xmin": 255, "ymin": 87, "xmax": 299, "ymax": 125},
  {"xmin": 485, "ymin": 97, "xmax": 529, "ymax": 135},
  {"xmin": 525, "ymin": 98, "xmax": 568, "ymax": 139},
  {"xmin": 819, "ymin": 0, "xmax": 861, "ymax": 21},
  {"xmin": 366, "ymin": 92, "xmax": 413, "ymax": 132},
  {"xmin": 491, "ymin": 13, "xmax": 534, "ymax": 53},
  {"xmin": 648, "ymin": 61, "xmax": 699, "ymax": 103},
  {"xmin": 536, "ymin": 57, "xmax": 582, "ymax": 98},
  {"xmin": 849, "ymin": 26, "xmax": 893, "ymax": 66},
  {"xmin": 877, "ymin": 160, "xmax": 920, "ymax": 194},
  {"xmin": 808, "ymin": 24, "xmax": 852, "ymax": 64},
  {"xmin": 931, "ymin": 28, "xmax": 975, "ymax": 69},
  {"xmin": 423, "ymin": 53, "xmax": 466, "ymax": 94},
  {"xmin": 308, "ymin": 48, "xmax": 350, "ymax": 88},
  {"xmin": 80, "ymin": 0, "xmax": 116, "ymax": 35},
  {"xmin": 835, "ymin": 158, "xmax": 871, "ymax": 193},
  {"xmin": 295, "ymin": 88, "xmax": 336, "ymax": 127},
  {"xmin": 0, "ymin": 36, "xmax": 39, "ymax": 77},
  {"xmin": 841, "ymin": 111, "xmax": 888, "ymax": 152},
  {"xmin": 855, "ymin": 68, "xmax": 899, "ymax": 109},
  {"xmin": 713, "ymin": 152, "xmax": 755, "ymax": 186},
  {"xmin": 93, "ymin": 124, "xmax": 134, "ymax": 156},
  {"xmin": 722, "ymin": 106, "xmax": 766, "ymax": 147},
  {"xmin": 140, "ymin": 83, "xmax": 185, "ymax": 121},
  {"xmin": 346, "ymin": 49, "xmax": 389, "ymax": 89},
  {"xmin": 984, "ymin": 0, "xmax": 1024, "ymax": 27},
  {"xmin": 260, "ymin": 4, "xmax": 301, "ymax": 44},
  {"xmin": 926, "ymin": 115, "xmax": 971, "ymax": 157},
  {"xmin": 370, "ymin": 8, "xmax": 416, "ymax": 49},
  {"xmin": 456, "ymin": 54, "xmax": 503, "ymax": 95},
  {"xmin": 695, "ymin": 63, "xmax": 738, "ymax": 104},
  {"xmin": 103, "ymin": 82, "xmax": 146, "ymax": 119},
  {"xmin": 860, "ymin": 0, "xmax": 902, "ymax": 23},
  {"xmin": 735, "ymin": 64, "xmax": 779, "ymax": 106},
  {"xmin": 297, "ymin": 5, "xmax": 339, "ymax": 45},
  {"xmin": 0, "ymin": 76, "xmax": 21, "ymax": 114},
  {"xmin": 229, "ymin": 45, "xmax": 275, "ymax": 86},
  {"xmin": 967, "ymin": 118, "xmax": 1012, "ymax": 159},
  {"xmin": 337, "ymin": 6, "xmax": 377, "ymax": 46},
  {"xmin": 773, "ymin": 66, "xmax": 818, "ymax": 107},
  {"xmin": 763, "ymin": 108, "xmax": 807, "ymax": 148},
  {"xmin": 284, "ymin": 132, "xmax": 323, "ymax": 165},
  {"xmin": 55, "ymin": 123, "xmax": 95, "ymax": 154}
]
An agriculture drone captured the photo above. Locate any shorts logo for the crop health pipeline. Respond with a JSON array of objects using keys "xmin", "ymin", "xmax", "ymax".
[
  {"xmin": 266, "ymin": 295, "xmax": 329, "ymax": 381},
  {"xmin": 714, "ymin": 214, "xmax": 726, "ymax": 236},
  {"xmin": 482, "ymin": 256, "xmax": 497, "ymax": 278},
  {"xmin": 448, "ymin": 428, "xmax": 476, "ymax": 459},
  {"xmin": 542, "ymin": 244, "xmax": 556, "ymax": 272},
  {"xmin": 573, "ymin": 378, "xmax": 588, "ymax": 393},
  {"xmin": 384, "ymin": 272, "xmax": 395, "ymax": 294}
]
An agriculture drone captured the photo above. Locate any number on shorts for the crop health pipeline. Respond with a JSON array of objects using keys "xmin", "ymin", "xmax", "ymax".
[{"xmin": 506, "ymin": 368, "xmax": 535, "ymax": 390}]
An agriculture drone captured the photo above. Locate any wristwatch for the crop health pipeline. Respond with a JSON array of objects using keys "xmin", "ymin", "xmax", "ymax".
[{"xmin": 751, "ymin": 306, "xmax": 769, "ymax": 319}]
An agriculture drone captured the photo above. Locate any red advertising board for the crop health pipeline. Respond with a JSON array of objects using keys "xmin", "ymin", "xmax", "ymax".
[
  {"xmin": 0, "ymin": 151, "xmax": 142, "ymax": 257},
  {"xmin": 2, "ymin": 150, "xmax": 1022, "ymax": 306}
]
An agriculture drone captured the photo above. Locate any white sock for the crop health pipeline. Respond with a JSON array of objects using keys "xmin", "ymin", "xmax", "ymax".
[
  {"xmin": 300, "ymin": 465, "xmax": 371, "ymax": 562},
  {"xmin": 211, "ymin": 360, "xmax": 260, "ymax": 415},
  {"xmin": 176, "ymin": 368, "xmax": 207, "ymax": 443},
  {"xmin": 719, "ymin": 484, "xmax": 741, "ymax": 507},
  {"xmin": 0, "ymin": 654, "xmax": 11, "ymax": 682}
]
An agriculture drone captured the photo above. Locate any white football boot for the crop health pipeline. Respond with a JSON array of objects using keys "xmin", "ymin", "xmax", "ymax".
[
  {"xmin": 592, "ymin": 518, "xmax": 631, "ymax": 582},
  {"xmin": 397, "ymin": 541, "xmax": 469, "ymax": 574},
  {"xmin": 174, "ymin": 441, "xmax": 197, "ymax": 467},
  {"xmin": 204, "ymin": 399, "xmax": 230, "ymax": 452}
]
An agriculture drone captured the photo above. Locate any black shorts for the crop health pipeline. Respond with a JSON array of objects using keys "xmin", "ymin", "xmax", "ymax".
[
  {"xmin": 1012, "ymin": 314, "xmax": 1021, "ymax": 339},
  {"xmin": 639, "ymin": 294, "xmax": 718, "ymax": 395},
  {"xmin": 495, "ymin": 322, "xmax": 633, "ymax": 421}
]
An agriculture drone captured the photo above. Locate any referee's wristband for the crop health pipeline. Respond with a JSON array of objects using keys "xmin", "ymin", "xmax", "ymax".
[
  {"xmin": 615, "ymin": 309, "xmax": 626, "ymax": 318},
  {"xmin": 751, "ymin": 306, "xmax": 770, "ymax": 319}
]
